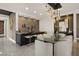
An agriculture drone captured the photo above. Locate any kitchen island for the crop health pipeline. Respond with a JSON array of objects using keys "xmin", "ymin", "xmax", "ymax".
[{"xmin": 35, "ymin": 35, "xmax": 72, "ymax": 56}]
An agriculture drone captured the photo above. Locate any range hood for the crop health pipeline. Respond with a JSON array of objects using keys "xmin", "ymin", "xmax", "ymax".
[
  {"xmin": 48, "ymin": 3, "xmax": 62, "ymax": 10},
  {"xmin": 0, "ymin": 9, "xmax": 12, "ymax": 15}
]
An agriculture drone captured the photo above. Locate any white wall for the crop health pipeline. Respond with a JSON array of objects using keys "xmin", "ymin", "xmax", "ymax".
[
  {"xmin": 8, "ymin": 13, "xmax": 16, "ymax": 40},
  {"xmin": 39, "ymin": 16, "xmax": 54, "ymax": 35}
]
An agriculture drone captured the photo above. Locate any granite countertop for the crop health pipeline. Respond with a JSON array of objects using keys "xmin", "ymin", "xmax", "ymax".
[
  {"xmin": 16, "ymin": 32, "xmax": 29, "ymax": 34},
  {"xmin": 16, "ymin": 31, "xmax": 46, "ymax": 34},
  {"xmin": 36, "ymin": 36, "xmax": 66, "ymax": 44}
]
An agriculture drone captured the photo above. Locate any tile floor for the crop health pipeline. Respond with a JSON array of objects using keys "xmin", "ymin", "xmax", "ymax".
[
  {"xmin": 0, "ymin": 37, "xmax": 35, "ymax": 56},
  {"xmin": 0, "ymin": 37, "xmax": 79, "ymax": 56}
]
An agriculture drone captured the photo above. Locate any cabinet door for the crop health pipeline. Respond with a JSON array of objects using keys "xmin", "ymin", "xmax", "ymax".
[
  {"xmin": 77, "ymin": 14, "xmax": 79, "ymax": 38},
  {"xmin": 54, "ymin": 36, "xmax": 72, "ymax": 56},
  {"xmin": 35, "ymin": 40, "xmax": 53, "ymax": 56},
  {"xmin": 0, "ymin": 21, "xmax": 4, "ymax": 34}
]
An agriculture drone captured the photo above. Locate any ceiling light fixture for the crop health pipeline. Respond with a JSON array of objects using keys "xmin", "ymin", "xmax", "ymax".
[
  {"xmin": 25, "ymin": 7, "xmax": 29, "ymax": 10},
  {"xmin": 40, "ymin": 13, "xmax": 42, "ymax": 15},
  {"xmin": 0, "ymin": 52, "xmax": 2, "ymax": 54},
  {"xmin": 34, "ymin": 11, "xmax": 37, "ymax": 13}
]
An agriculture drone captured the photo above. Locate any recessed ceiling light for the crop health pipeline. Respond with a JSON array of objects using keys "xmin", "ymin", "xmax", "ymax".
[
  {"xmin": 40, "ymin": 13, "xmax": 42, "ymax": 15},
  {"xmin": 0, "ymin": 52, "xmax": 2, "ymax": 54},
  {"xmin": 58, "ymin": 9, "xmax": 60, "ymax": 11},
  {"xmin": 25, "ymin": 7, "xmax": 29, "ymax": 10},
  {"xmin": 34, "ymin": 11, "xmax": 37, "ymax": 13}
]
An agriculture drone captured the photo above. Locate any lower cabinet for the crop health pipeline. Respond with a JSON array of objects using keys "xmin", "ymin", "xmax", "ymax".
[
  {"xmin": 35, "ymin": 36, "xmax": 72, "ymax": 56},
  {"xmin": 16, "ymin": 34, "xmax": 36, "ymax": 46},
  {"xmin": 35, "ymin": 40, "xmax": 53, "ymax": 56},
  {"xmin": 54, "ymin": 36, "xmax": 72, "ymax": 56}
]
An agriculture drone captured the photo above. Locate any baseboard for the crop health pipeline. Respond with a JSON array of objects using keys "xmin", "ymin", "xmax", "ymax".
[{"xmin": 8, "ymin": 37, "xmax": 16, "ymax": 44}]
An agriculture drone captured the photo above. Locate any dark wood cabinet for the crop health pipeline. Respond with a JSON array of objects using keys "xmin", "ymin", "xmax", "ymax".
[
  {"xmin": 16, "ymin": 32, "xmax": 46, "ymax": 46},
  {"xmin": 0, "ymin": 21, "xmax": 4, "ymax": 34},
  {"xmin": 16, "ymin": 33, "xmax": 36, "ymax": 46},
  {"xmin": 16, "ymin": 33, "xmax": 29, "ymax": 46}
]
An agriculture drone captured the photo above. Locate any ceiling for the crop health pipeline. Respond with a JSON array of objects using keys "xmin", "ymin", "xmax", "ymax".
[
  {"xmin": 61, "ymin": 3, "xmax": 79, "ymax": 14},
  {"xmin": 0, "ymin": 3, "xmax": 47, "ymax": 19},
  {"xmin": 0, "ymin": 3, "xmax": 79, "ymax": 20}
]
